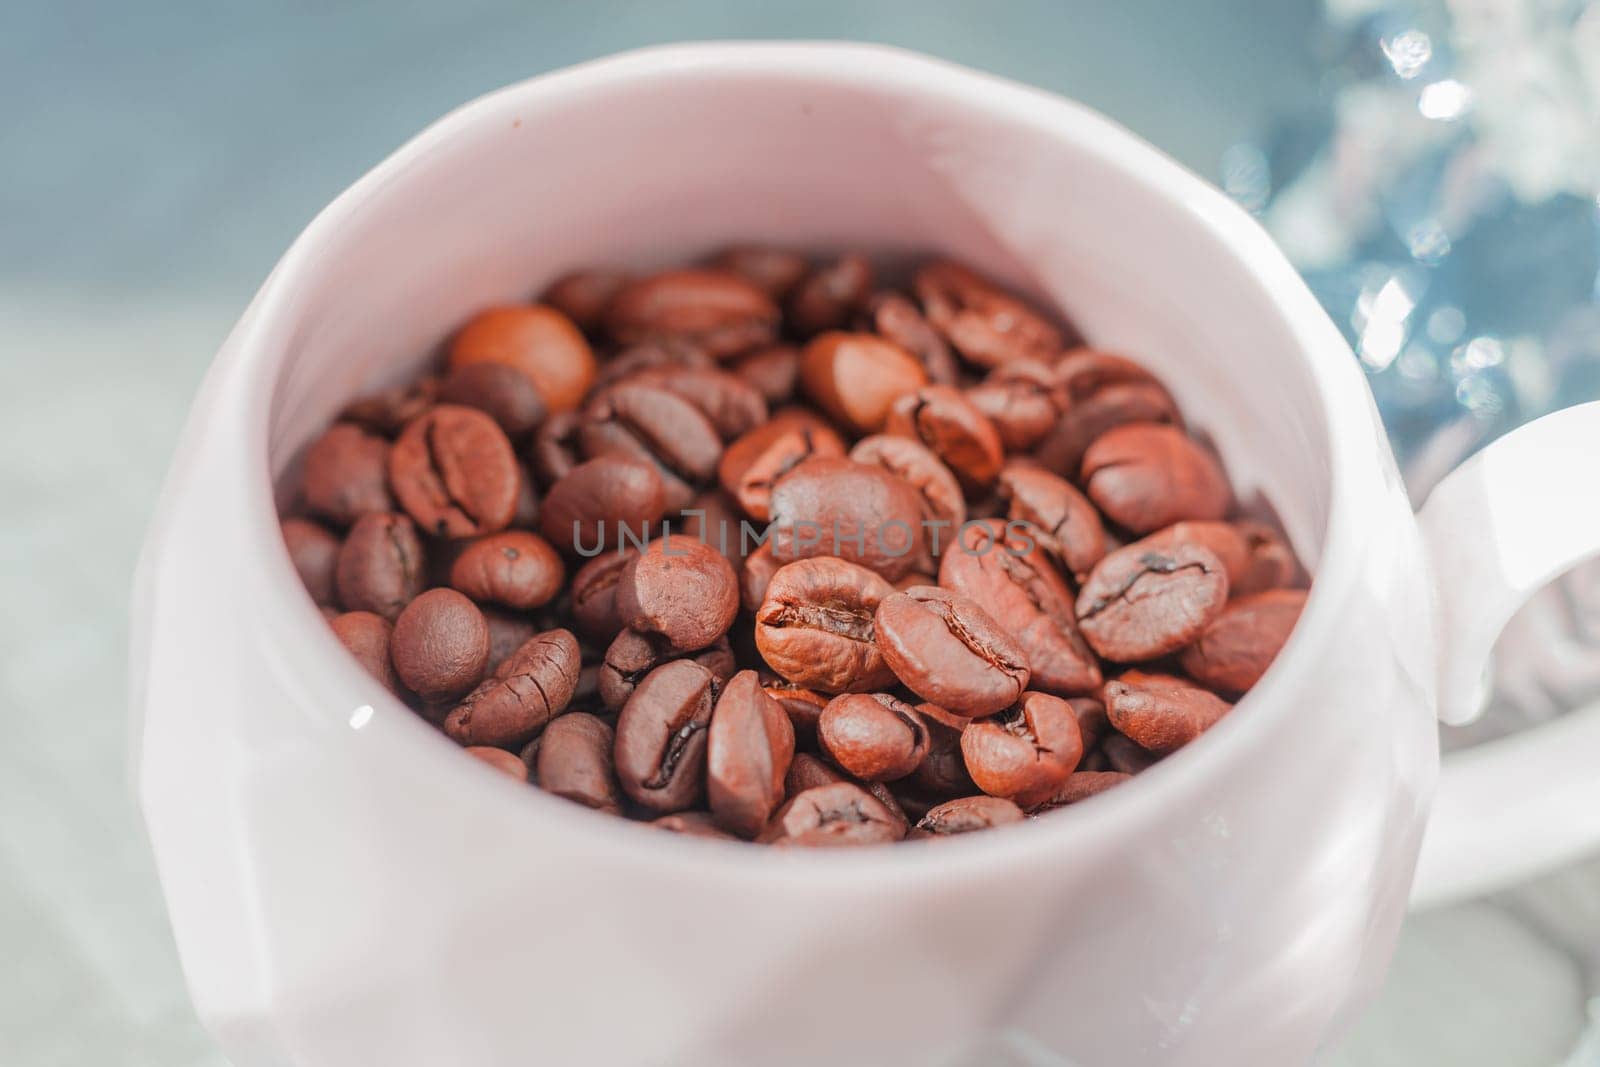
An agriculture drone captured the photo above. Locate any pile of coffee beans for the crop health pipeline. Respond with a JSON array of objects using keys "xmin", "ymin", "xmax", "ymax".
[{"xmin": 281, "ymin": 249, "xmax": 1308, "ymax": 845}]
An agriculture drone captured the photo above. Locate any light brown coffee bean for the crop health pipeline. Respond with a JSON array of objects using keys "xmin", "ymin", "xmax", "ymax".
[
  {"xmin": 915, "ymin": 795, "xmax": 1024, "ymax": 835},
  {"xmin": 1076, "ymin": 542, "xmax": 1229, "ymax": 662},
  {"xmin": 707, "ymin": 670, "xmax": 796, "ymax": 838},
  {"xmin": 997, "ymin": 465, "xmax": 1107, "ymax": 583},
  {"xmin": 391, "ymin": 588, "xmax": 490, "ymax": 703},
  {"xmin": 1101, "ymin": 671, "xmax": 1231, "ymax": 754},
  {"xmin": 1178, "ymin": 589, "xmax": 1307, "ymax": 693},
  {"xmin": 799, "ymin": 331, "xmax": 928, "ymax": 434},
  {"xmin": 757, "ymin": 782, "xmax": 906, "ymax": 846},
  {"xmin": 719, "ymin": 411, "xmax": 847, "ymax": 522},
  {"xmin": 449, "ymin": 530, "xmax": 565, "ymax": 611},
  {"xmin": 960, "ymin": 692, "xmax": 1084, "ymax": 807},
  {"xmin": 862, "ymin": 291, "xmax": 959, "ymax": 385},
  {"xmin": 450, "ymin": 305, "xmax": 597, "ymax": 413},
  {"xmin": 616, "ymin": 535, "xmax": 739, "ymax": 652},
  {"xmin": 818, "ymin": 693, "xmax": 930, "ymax": 782},
  {"xmin": 766, "ymin": 457, "xmax": 927, "ymax": 582},
  {"xmin": 540, "ymin": 454, "xmax": 665, "ymax": 556},
  {"xmin": 885, "ymin": 384, "xmax": 1005, "ymax": 490},
  {"xmin": 875, "ymin": 587, "xmax": 1029, "ymax": 717},
  {"xmin": 754, "ymin": 557, "xmax": 898, "ymax": 693},
  {"xmin": 1080, "ymin": 424, "xmax": 1231, "ymax": 534},
  {"xmin": 849, "ymin": 434, "xmax": 965, "ymax": 560},
  {"xmin": 1027, "ymin": 771, "xmax": 1131, "ymax": 810},
  {"xmin": 967, "ymin": 360, "xmax": 1062, "ymax": 451}
]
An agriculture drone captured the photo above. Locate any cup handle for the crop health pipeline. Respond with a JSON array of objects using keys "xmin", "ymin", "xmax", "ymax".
[{"xmin": 1411, "ymin": 401, "xmax": 1600, "ymax": 907}]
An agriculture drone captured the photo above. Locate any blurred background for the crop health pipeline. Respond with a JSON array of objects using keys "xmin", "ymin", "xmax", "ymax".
[{"xmin": 3, "ymin": 2, "xmax": 1599, "ymax": 1064}]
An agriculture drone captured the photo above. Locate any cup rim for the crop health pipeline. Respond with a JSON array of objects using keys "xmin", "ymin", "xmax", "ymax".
[{"xmin": 230, "ymin": 41, "xmax": 1375, "ymax": 884}]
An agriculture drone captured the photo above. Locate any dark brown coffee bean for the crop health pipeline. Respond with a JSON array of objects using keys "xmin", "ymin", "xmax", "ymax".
[
  {"xmin": 340, "ymin": 379, "xmax": 438, "ymax": 437},
  {"xmin": 849, "ymin": 435, "xmax": 965, "ymax": 559},
  {"xmin": 623, "ymin": 365, "xmax": 769, "ymax": 441},
  {"xmin": 907, "ymin": 705, "xmax": 975, "ymax": 795},
  {"xmin": 569, "ymin": 548, "xmax": 640, "ymax": 642},
  {"xmin": 875, "ymin": 587, "xmax": 1029, "ymax": 717},
  {"xmin": 757, "ymin": 782, "xmax": 906, "ymax": 846},
  {"xmin": 389, "ymin": 405, "xmax": 520, "ymax": 538},
  {"xmin": 594, "ymin": 339, "xmax": 716, "ymax": 388},
  {"xmin": 444, "ymin": 629, "xmax": 581, "ymax": 748},
  {"xmin": 818, "ymin": 693, "xmax": 930, "ymax": 782},
  {"xmin": 652, "ymin": 811, "xmax": 737, "ymax": 838},
  {"xmin": 719, "ymin": 411, "xmax": 847, "ymax": 522},
  {"xmin": 1101, "ymin": 733, "xmax": 1161, "ymax": 774},
  {"xmin": 997, "ymin": 465, "xmax": 1107, "ymax": 583},
  {"xmin": 914, "ymin": 259, "xmax": 1063, "ymax": 367},
  {"xmin": 614, "ymin": 659, "xmax": 719, "ymax": 813},
  {"xmin": 938, "ymin": 520, "xmax": 1101, "ymax": 694},
  {"xmin": 766, "ymin": 685, "xmax": 830, "ymax": 747},
  {"xmin": 301, "ymin": 423, "xmax": 393, "ymax": 526},
  {"xmin": 598, "ymin": 631, "xmax": 734, "ymax": 711},
  {"xmin": 767, "ymin": 457, "xmax": 927, "ymax": 581},
  {"xmin": 862, "ymin": 291, "xmax": 959, "ymax": 385},
  {"xmin": 885, "ymin": 384, "xmax": 1005, "ymax": 491},
  {"xmin": 508, "ymin": 463, "xmax": 540, "ymax": 530},
  {"xmin": 1080, "ymin": 424, "xmax": 1230, "ymax": 534},
  {"xmin": 447, "ymin": 531, "xmax": 563, "ymax": 611},
  {"xmin": 915, "ymin": 795, "xmax": 1024, "ymax": 835},
  {"xmin": 740, "ymin": 542, "xmax": 781, "ymax": 614},
  {"xmin": 391, "ymin": 588, "xmax": 490, "ymax": 703},
  {"xmin": 465, "ymin": 746, "xmax": 529, "ymax": 781},
  {"xmin": 437, "ymin": 361, "xmax": 547, "ymax": 439},
  {"xmin": 329, "ymin": 611, "xmax": 398, "ymax": 692},
  {"xmin": 1076, "ymin": 542, "xmax": 1228, "ymax": 662},
  {"xmin": 1069, "ymin": 697, "xmax": 1111, "ymax": 755},
  {"xmin": 960, "ymin": 692, "xmax": 1084, "ymax": 807},
  {"xmin": 707, "ymin": 670, "xmax": 796, "ymax": 837},
  {"xmin": 754, "ymin": 557, "xmax": 898, "ymax": 693},
  {"xmin": 482, "ymin": 609, "xmax": 538, "ymax": 676},
  {"xmin": 1027, "ymin": 771, "xmax": 1131, "ymax": 810},
  {"xmin": 449, "ymin": 305, "xmax": 597, "ymax": 413},
  {"xmin": 578, "ymin": 381, "xmax": 722, "ymax": 511},
  {"xmin": 798, "ymin": 331, "xmax": 927, "ymax": 435},
  {"xmin": 282, "ymin": 518, "xmax": 340, "ymax": 607},
  {"xmin": 529, "ymin": 410, "xmax": 582, "ymax": 486},
  {"xmin": 966, "ymin": 360, "xmax": 1062, "ymax": 451},
  {"xmin": 1232, "ymin": 520, "xmax": 1299, "ymax": 595},
  {"xmin": 537, "ymin": 712, "xmax": 623, "ymax": 813},
  {"xmin": 616, "ymin": 534, "xmax": 739, "ymax": 652},
  {"xmin": 541, "ymin": 269, "xmax": 631, "ymax": 333},
  {"xmin": 710, "ymin": 246, "xmax": 810, "ymax": 299},
  {"xmin": 334, "ymin": 511, "xmax": 425, "ymax": 620},
  {"xmin": 729, "ymin": 344, "xmax": 801, "ymax": 405},
  {"xmin": 605, "ymin": 268, "xmax": 780, "ymax": 359},
  {"xmin": 788, "ymin": 253, "xmax": 873, "ymax": 337},
  {"xmin": 541, "ymin": 454, "xmax": 665, "ymax": 557},
  {"xmin": 1178, "ymin": 589, "xmax": 1306, "ymax": 693},
  {"xmin": 785, "ymin": 751, "xmax": 846, "ymax": 795},
  {"xmin": 1101, "ymin": 671, "xmax": 1231, "ymax": 754}
]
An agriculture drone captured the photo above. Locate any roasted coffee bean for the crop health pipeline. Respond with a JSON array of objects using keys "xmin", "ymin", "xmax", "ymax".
[
  {"xmin": 594, "ymin": 339, "xmax": 716, "ymax": 388},
  {"xmin": 960, "ymin": 692, "xmax": 1084, "ymax": 807},
  {"xmin": 537, "ymin": 712, "xmax": 623, "ymax": 813},
  {"xmin": 1033, "ymin": 350, "xmax": 1179, "ymax": 475},
  {"xmin": 914, "ymin": 259, "xmax": 1063, "ymax": 367},
  {"xmin": 541, "ymin": 269, "xmax": 631, "ymax": 334},
  {"xmin": 389, "ymin": 405, "xmax": 520, "ymax": 538},
  {"xmin": 875, "ymin": 587, "xmax": 1029, "ymax": 717},
  {"xmin": 282, "ymin": 517, "xmax": 340, "ymax": 606},
  {"xmin": 616, "ymin": 535, "xmax": 738, "ymax": 652},
  {"xmin": 301, "ymin": 423, "xmax": 393, "ymax": 526},
  {"xmin": 1056, "ymin": 349, "xmax": 1169, "ymax": 403},
  {"xmin": 465, "ymin": 746, "xmax": 530, "ymax": 781},
  {"xmin": 448, "ymin": 530, "xmax": 564, "ymax": 611},
  {"xmin": 437, "ymin": 361, "xmax": 547, "ymax": 439},
  {"xmin": 450, "ymin": 305, "xmax": 597, "ymax": 413},
  {"xmin": 711, "ymin": 246, "xmax": 810, "ymax": 299},
  {"xmin": 391, "ymin": 588, "xmax": 490, "ymax": 703},
  {"xmin": 967, "ymin": 360, "xmax": 1062, "ymax": 451},
  {"xmin": 529, "ymin": 410, "xmax": 582, "ymax": 486},
  {"xmin": 788, "ymin": 253, "xmax": 873, "ymax": 337},
  {"xmin": 340, "ymin": 379, "xmax": 438, "ymax": 437},
  {"xmin": 335, "ymin": 511, "xmax": 425, "ymax": 620},
  {"xmin": 1101, "ymin": 733, "xmax": 1162, "ymax": 774},
  {"xmin": 569, "ymin": 548, "xmax": 640, "ymax": 642},
  {"xmin": 849, "ymin": 435, "xmax": 965, "ymax": 559},
  {"xmin": 908, "ymin": 705, "xmax": 976, "ymax": 795},
  {"xmin": 938, "ymin": 520, "xmax": 1101, "ymax": 694},
  {"xmin": 915, "ymin": 795, "xmax": 1024, "ymax": 835},
  {"xmin": 1080, "ymin": 424, "xmax": 1230, "ymax": 534},
  {"xmin": 707, "ymin": 670, "xmax": 796, "ymax": 837},
  {"xmin": 679, "ymin": 489, "xmax": 747, "ymax": 570},
  {"xmin": 605, "ymin": 268, "xmax": 779, "ymax": 359},
  {"xmin": 622, "ymin": 365, "xmax": 769, "ymax": 441},
  {"xmin": 766, "ymin": 685, "xmax": 830, "ymax": 746},
  {"xmin": 329, "ymin": 610, "xmax": 398, "ymax": 692},
  {"xmin": 785, "ymin": 752, "xmax": 846, "ymax": 795},
  {"xmin": 1133, "ymin": 520, "xmax": 1252, "ymax": 589},
  {"xmin": 578, "ymin": 381, "xmax": 722, "ymax": 511},
  {"xmin": 767, "ymin": 457, "xmax": 926, "ymax": 581},
  {"xmin": 540, "ymin": 454, "xmax": 665, "ymax": 557},
  {"xmin": 799, "ymin": 331, "xmax": 928, "ymax": 434},
  {"xmin": 1070, "ymin": 697, "xmax": 1111, "ymax": 755},
  {"xmin": 510, "ymin": 463, "xmax": 541, "ymax": 529},
  {"xmin": 1178, "ymin": 589, "xmax": 1307, "ymax": 693},
  {"xmin": 598, "ymin": 630, "xmax": 734, "ymax": 711},
  {"xmin": 885, "ymin": 384, "xmax": 1005, "ymax": 491},
  {"xmin": 818, "ymin": 693, "xmax": 930, "ymax": 782},
  {"xmin": 445, "ymin": 629, "xmax": 581, "ymax": 748},
  {"xmin": 614, "ymin": 659, "xmax": 719, "ymax": 813},
  {"xmin": 1101, "ymin": 671, "xmax": 1231, "ymax": 754},
  {"xmin": 719, "ymin": 411, "xmax": 847, "ymax": 522},
  {"xmin": 862, "ymin": 291, "xmax": 959, "ymax": 385},
  {"xmin": 1076, "ymin": 542, "xmax": 1229, "ymax": 662},
  {"xmin": 1232, "ymin": 520, "xmax": 1299, "ymax": 595},
  {"xmin": 729, "ymin": 344, "xmax": 801, "ymax": 405},
  {"xmin": 757, "ymin": 782, "xmax": 906, "ymax": 846},
  {"xmin": 997, "ymin": 465, "xmax": 1107, "ymax": 583},
  {"xmin": 740, "ymin": 543, "xmax": 781, "ymax": 613},
  {"xmin": 652, "ymin": 811, "xmax": 737, "ymax": 838},
  {"xmin": 1028, "ymin": 771, "xmax": 1131, "ymax": 810},
  {"xmin": 754, "ymin": 557, "xmax": 898, "ymax": 693},
  {"xmin": 482, "ymin": 609, "xmax": 539, "ymax": 676}
]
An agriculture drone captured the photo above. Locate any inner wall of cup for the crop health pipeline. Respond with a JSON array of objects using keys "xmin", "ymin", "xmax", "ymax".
[{"xmin": 267, "ymin": 66, "xmax": 1331, "ymax": 563}]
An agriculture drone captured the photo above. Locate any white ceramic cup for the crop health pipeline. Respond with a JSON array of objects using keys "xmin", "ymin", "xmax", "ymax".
[{"xmin": 131, "ymin": 43, "xmax": 1600, "ymax": 1067}]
